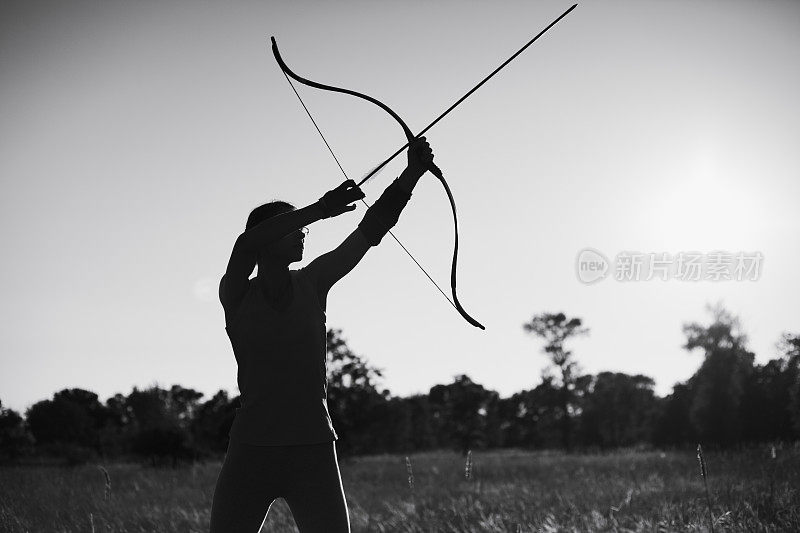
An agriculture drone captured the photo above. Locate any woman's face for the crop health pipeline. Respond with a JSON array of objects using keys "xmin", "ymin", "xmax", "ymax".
[{"xmin": 263, "ymin": 227, "xmax": 306, "ymax": 265}]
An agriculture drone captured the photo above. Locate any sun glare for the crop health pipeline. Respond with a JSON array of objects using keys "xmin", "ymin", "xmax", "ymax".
[{"xmin": 649, "ymin": 150, "xmax": 765, "ymax": 249}]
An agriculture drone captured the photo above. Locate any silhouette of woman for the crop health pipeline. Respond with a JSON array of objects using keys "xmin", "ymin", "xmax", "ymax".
[{"xmin": 209, "ymin": 138, "xmax": 435, "ymax": 532}]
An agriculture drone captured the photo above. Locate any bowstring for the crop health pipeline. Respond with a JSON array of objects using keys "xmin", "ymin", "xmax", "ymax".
[{"xmin": 279, "ymin": 69, "xmax": 458, "ymax": 312}]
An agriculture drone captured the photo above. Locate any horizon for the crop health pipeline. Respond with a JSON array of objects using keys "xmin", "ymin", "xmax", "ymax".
[{"xmin": 1, "ymin": 302, "xmax": 790, "ymax": 414}]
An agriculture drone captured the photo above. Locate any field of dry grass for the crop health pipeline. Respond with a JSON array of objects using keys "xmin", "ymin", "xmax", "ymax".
[{"xmin": 1, "ymin": 447, "xmax": 797, "ymax": 532}]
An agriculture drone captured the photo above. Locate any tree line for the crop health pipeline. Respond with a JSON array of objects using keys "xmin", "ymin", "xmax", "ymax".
[{"xmin": 1, "ymin": 305, "xmax": 797, "ymax": 465}]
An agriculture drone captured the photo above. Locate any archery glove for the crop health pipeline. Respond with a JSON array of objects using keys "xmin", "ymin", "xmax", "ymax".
[
  {"xmin": 317, "ymin": 180, "xmax": 365, "ymax": 218},
  {"xmin": 358, "ymin": 178, "xmax": 412, "ymax": 246}
]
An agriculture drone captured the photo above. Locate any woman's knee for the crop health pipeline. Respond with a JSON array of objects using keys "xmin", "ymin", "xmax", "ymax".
[
  {"xmin": 209, "ymin": 446, "xmax": 281, "ymax": 533},
  {"xmin": 284, "ymin": 443, "xmax": 350, "ymax": 532},
  {"xmin": 285, "ymin": 492, "xmax": 350, "ymax": 533}
]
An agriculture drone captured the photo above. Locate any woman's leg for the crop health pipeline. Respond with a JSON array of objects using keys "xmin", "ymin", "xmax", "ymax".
[
  {"xmin": 209, "ymin": 440, "xmax": 282, "ymax": 533},
  {"xmin": 283, "ymin": 441, "xmax": 350, "ymax": 533}
]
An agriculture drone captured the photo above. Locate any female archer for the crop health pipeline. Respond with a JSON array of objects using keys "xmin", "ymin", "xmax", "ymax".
[{"xmin": 209, "ymin": 138, "xmax": 435, "ymax": 533}]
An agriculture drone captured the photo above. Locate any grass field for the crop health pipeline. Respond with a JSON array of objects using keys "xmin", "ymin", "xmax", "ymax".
[{"xmin": 1, "ymin": 447, "xmax": 797, "ymax": 532}]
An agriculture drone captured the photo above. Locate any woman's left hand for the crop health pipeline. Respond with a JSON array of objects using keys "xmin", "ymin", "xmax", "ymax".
[{"xmin": 406, "ymin": 136, "xmax": 434, "ymax": 178}]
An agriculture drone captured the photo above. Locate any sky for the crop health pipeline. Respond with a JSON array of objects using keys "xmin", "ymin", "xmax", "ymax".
[{"xmin": 1, "ymin": 0, "xmax": 798, "ymax": 414}]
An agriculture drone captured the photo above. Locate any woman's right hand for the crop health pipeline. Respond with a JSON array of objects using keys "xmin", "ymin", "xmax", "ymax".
[{"xmin": 317, "ymin": 179, "xmax": 365, "ymax": 218}]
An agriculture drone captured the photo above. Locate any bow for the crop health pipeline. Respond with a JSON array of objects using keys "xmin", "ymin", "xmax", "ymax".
[{"xmin": 271, "ymin": 36, "xmax": 485, "ymax": 330}]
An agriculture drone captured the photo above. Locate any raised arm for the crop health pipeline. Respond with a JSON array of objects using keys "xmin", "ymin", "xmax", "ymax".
[
  {"xmin": 305, "ymin": 137, "xmax": 434, "ymax": 298},
  {"xmin": 221, "ymin": 181, "xmax": 364, "ymax": 319}
]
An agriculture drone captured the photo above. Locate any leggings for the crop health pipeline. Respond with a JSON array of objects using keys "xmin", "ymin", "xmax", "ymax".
[{"xmin": 209, "ymin": 439, "xmax": 350, "ymax": 533}]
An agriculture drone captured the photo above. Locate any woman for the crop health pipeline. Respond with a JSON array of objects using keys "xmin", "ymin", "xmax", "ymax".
[{"xmin": 209, "ymin": 138, "xmax": 435, "ymax": 532}]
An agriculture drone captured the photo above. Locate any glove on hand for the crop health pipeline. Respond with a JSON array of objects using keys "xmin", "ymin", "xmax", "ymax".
[
  {"xmin": 406, "ymin": 136, "xmax": 434, "ymax": 178},
  {"xmin": 317, "ymin": 180, "xmax": 365, "ymax": 218}
]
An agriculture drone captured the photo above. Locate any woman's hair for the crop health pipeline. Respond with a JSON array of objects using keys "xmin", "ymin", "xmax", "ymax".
[{"xmin": 245, "ymin": 200, "xmax": 295, "ymax": 231}]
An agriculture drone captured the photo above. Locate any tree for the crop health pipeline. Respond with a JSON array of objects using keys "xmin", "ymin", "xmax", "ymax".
[
  {"xmin": 497, "ymin": 377, "xmax": 563, "ymax": 449},
  {"xmin": 325, "ymin": 329, "xmax": 390, "ymax": 456},
  {"xmin": 124, "ymin": 385, "xmax": 203, "ymax": 464},
  {"xmin": 523, "ymin": 312, "xmax": 589, "ymax": 450},
  {"xmin": 653, "ymin": 382, "xmax": 696, "ymax": 447},
  {"xmin": 738, "ymin": 333, "xmax": 800, "ymax": 443},
  {"xmin": 0, "ymin": 400, "xmax": 33, "ymax": 461},
  {"xmin": 123, "ymin": 384, "xmax": 203, "ymax": 429},
  {"xmin": 26, "ymin": 388, "xmax": 106, "ymax": 449},
  {"xmin": 399, "ymin": 394, "xmax": 438, "ymax": 451},
  {"xmin": 167, "ymin": 385, "xmax": 204, "ymax": 431},
  {"xmin": 191, "ymin": 390, "xmax": 238, "ymax": 454},
  {"xmin": 132, "ymin": 426, "xmax": 195, "ymax": 467},
  {"xmin": 778, "ymin": 333, "xmax": 800, "ymax": 439},
  {"xmin": 24, "ymin": 388, "xmax": 110, "ymax": 463},
  {"xmin": 578, "ymin": 372, "xmax": 658, "ymax": 448},
  {"xmin": 741, "ymin": 357, "xmax": 796, "ymax": 442},
  {"xmin": 428, "ymin": 374, "xmax": 499, "ymax": 455},
  {"xmin": 683, "ymin": 304, "xmax": 754, "ymax": 447},
  {"xmin": 126, "ymin": 386, "xmax": 174, "ymax": 431}
]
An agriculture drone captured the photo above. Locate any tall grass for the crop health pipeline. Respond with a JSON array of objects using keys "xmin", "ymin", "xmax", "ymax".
[
  {"xmin": 696, "ymin": 444, "xmax": 714, "ymax": 533},
  {"xmin": 1, "ymin": 447, "xmax": 798, "ymax": 532}
]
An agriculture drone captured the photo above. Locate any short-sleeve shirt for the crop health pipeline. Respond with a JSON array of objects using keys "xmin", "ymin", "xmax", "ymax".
[{"xmin": 224, "ymin": 268, "xmax": 338, "ymax": 445}]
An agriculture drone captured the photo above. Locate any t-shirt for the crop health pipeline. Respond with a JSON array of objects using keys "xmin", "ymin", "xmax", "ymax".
[{"xmin": 224, "ymin": 268, "xmax": 338, "ymax": 445}]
